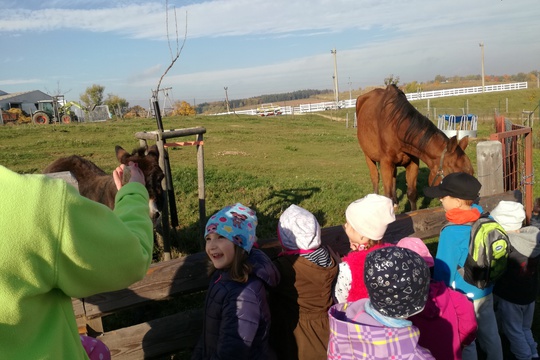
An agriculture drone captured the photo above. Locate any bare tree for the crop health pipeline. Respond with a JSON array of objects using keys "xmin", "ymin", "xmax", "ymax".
[{"xmin": 155, "ymin": 1, "xmax": 188, "ymax": 95}]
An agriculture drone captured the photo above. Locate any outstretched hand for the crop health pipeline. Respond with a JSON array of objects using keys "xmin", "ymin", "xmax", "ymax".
[{"xmin": 113, "ymin": 162, "xmax": 146, "ymax": 190}]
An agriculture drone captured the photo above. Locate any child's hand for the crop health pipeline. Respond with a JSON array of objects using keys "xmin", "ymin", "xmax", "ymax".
[{"xmin": 113, "ymin": 162, "xmax": 146, "ymax": 190}]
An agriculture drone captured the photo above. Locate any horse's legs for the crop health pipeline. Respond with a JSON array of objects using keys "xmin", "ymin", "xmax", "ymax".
[
  {"xmin": 404, "ymin": 159, "xmax": 420, "ymax": 211},
  {"xmin": 364, "ymin": 155, "xmax": 380, "ymax": 194},
  {"xmin": 379, "ymin": 160, "xmax": 397, "ymax": 206}
]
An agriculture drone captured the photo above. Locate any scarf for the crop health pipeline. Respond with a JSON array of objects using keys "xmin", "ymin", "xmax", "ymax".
[
  {"xmin": 364, "ymin": 300, "xmax": 412, "ymax": 328},
  {"xmin": 445, "ymin": 207, "xmax": 481, "ymax": 225}
]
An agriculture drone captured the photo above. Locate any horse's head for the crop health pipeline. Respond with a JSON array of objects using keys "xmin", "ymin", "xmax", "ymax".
[
  {"xmin": 429, "ymin": 135, "xmax": 474, "ymax": 187},
  {"xmin": 115, "ymin": 145, "xmax": 165, "ymax": 222}
]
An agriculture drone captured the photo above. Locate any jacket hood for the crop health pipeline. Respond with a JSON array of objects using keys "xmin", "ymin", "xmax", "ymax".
[
  {"xmin": 248, "ymin": 249, "xmax": 280, "ymax": 287},
  {"xmin": 414, "ymin": 281, "xmax": 447, "ymax": 319},
  {"xmin": 508, "ymin": 226, "xmax": 540, "ymax": 257}
]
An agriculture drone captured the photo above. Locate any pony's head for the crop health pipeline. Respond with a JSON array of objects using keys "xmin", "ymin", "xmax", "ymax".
[
  {"xmin": 429, "ymin": 135, "xmax": 474, "ymax": 187},
  {"xmin": 115, "ymin": 145, "xmax": 165, "ymax": 222}
]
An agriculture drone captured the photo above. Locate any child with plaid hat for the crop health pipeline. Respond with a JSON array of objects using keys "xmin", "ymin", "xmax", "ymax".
[
  {"xmin": 491, "ymin": 200, "xmax": 540, "ymax": 360},
  {"xmin": 269, "ymin": 204, "xmax": 338, "ymax": 360},
  {"xmin": 334, "ymin": 194, "xmax": 396, "ymax": 303},
  {"xmin": 423, "ymin": 172, "xmax": 502, "ymax": 360},
  {"xmin": 328, "ymin": 246, "xmax": 434, "ymax": 359},
  {"xmin": 191, "ymin": 203, "xmax": 280, "ymax": 360}
]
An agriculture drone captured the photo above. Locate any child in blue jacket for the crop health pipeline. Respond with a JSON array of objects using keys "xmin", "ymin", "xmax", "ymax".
[{"xmin": 423, "ymin": 172, "xmax": 502, "ymax": 360}]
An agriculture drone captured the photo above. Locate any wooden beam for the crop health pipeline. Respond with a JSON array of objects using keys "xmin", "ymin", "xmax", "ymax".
[
  {"xmin": 100, "ymin": 309, "xmax": 203, "ymax": 360},
  {"xmin": 80, "ymin": 252, "xmax": 210, "ymax": 318}
]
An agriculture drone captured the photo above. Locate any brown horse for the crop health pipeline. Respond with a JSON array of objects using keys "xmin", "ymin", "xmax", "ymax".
[
  {"xmin": 43, "ymin": 145, "xmax": 165, "ymax": 221},
  {"xmin": 355, "ymin": 84, "xmax": 473, "ymax": 211}
]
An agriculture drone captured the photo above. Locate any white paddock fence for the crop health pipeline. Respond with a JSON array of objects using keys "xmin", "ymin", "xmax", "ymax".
[{"xmin": 212, "ymin": 82, "xmax": 528, "ymax": 116}]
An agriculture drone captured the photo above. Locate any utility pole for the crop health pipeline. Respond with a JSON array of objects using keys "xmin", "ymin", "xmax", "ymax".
[
  {"xmin": 224, "ymin": 87, "xmax": 230, "ymax": 113},
  {"xmin": 348, "ymin": 77, "xmax": 352, "ymax": 101},
  {"xmin": 331, "ymin": 49, "xmax": 339, "ymax": 105},
  {"xmin": 479, "ymin": 43, "xmax": 485, "ymax": 93}
]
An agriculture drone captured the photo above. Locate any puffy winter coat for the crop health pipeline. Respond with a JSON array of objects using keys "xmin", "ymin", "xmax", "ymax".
[
  {"xmin": 191, "ymin": 249, "xmax": 280, "ymax": 360},
  {"xmin": 409, "ymin": 280, "xmax": 477, "ymax": 360}
]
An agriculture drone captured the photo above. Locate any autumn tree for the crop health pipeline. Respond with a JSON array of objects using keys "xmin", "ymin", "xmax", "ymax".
[
  {"xmin": 171, "ymin": 100, "xmax": 196, "ymax": 116},
  {"xmin": 403, "ymin": 81, "xmax": 420, "ymax": 93},
  {"xmin": 384, "ymin": 74, "xmax": 400, "ymax": 86},
  {"xmin": 80, "ymin": 84, "xmax": 105, "ymax": 109},
  {"xmin": 105, "ymin": 94, "xmax": 129, "ymax": 117}
]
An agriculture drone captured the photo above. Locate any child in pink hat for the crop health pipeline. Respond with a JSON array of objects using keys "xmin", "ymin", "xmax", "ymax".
[{"xmin": 398, "ymin": 237, "xmax": 477, "ymax": 360}]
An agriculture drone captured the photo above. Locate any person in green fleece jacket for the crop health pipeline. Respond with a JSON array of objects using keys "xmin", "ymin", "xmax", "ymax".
[{"xmin": 0, "ymin": 161, "xmax": 154, "ymax": 359}]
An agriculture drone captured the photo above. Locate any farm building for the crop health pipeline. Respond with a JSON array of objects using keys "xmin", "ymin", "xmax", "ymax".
[{"xmin": 0, "ymin": 90, "xmax": 52, "ymax": 124}]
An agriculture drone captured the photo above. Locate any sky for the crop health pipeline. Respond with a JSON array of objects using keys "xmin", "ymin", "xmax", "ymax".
[{"xmin": 0, "ymin": 0, "xmax": 539, "ymax": 108}]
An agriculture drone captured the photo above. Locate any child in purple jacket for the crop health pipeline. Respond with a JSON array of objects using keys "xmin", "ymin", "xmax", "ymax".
[
  {"xmin": 328, "ymin": 246, "xmax": 434, "ymax": 360},
  {"xmin": 192, "ymin": 203, "xmax": 280, "ymax": 360}
]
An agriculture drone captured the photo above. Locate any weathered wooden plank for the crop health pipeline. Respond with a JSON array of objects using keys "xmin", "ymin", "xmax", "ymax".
[
  {"xmin": 82, "ymin": 252, "xmax": 210, "ymax": 318},
  {"xmin": 100, "ymin": 309, "xmax": 203, "ymax": 360}
]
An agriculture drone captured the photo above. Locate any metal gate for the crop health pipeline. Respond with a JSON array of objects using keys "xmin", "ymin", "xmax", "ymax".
[{"xmin": 491, "ymin": 115, "xmax": 534, "ymax": 222}]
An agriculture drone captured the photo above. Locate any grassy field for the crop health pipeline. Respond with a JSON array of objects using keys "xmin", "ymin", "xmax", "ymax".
[
  {"xmin": 2, "ymin": 87, "xmax": 540, "ymax": 359},
  {"xmin": 1, "ymin": 88, "xmax": 540, "ymax": 256}
]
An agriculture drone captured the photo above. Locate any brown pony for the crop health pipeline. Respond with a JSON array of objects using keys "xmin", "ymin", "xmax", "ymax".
[
  {"xmin": 355, "ymin": 84, "xmax": 473, "ymax": 211},
  {"xmin": 43, "ymin": 145, "xmax": 165, "ymax": 221}
]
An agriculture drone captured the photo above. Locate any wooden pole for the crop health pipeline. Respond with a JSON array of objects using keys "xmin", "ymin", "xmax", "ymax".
[{"xmin": 196, "ymin": 132, "xmax": 206, "ymax": 250}]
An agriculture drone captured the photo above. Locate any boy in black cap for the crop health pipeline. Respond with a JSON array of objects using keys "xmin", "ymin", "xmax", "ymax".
[{"xmin": 423, "ymin": 172, "xmax": 503, "ymax": 360}]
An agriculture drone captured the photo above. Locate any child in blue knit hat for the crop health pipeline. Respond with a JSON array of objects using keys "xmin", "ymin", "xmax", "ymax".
[{"xmin": 191, "ymin": 203, "xmax": 280, "ymax": 360}]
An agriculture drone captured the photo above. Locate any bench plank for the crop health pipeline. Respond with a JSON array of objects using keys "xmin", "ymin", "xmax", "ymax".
[
  {"xmin": 81, "ymin": 252, "xmax": 210, "ymax": 319},
  {"xmin": 100, "ymin": 309, "xmax": 203, "ymax": 360}
]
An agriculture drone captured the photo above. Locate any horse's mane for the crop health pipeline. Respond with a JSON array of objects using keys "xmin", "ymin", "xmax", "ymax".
[{"xmin": 383, "ymin": 84, "xmax": 445, "ymax": 149}]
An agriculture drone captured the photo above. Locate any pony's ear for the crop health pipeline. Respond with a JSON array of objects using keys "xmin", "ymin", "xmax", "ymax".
[
  {"xmin": 458, "ymin": 136, "xmax": 469, "ymax": 151},
  {"xmin": 115, "ymin": 145, "xmax": 129, "ymax": 163},
  {"xmin": 147, "ymin": 144, "xmax": 160, "ymax": 159}
]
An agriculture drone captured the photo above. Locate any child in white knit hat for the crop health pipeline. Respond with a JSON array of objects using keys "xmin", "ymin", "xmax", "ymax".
[
  {"xmin": 333, "ymin": 194, "xmax": 396, "ymax": 303},
  {"xmin": 269, "ymin": 204, "xmax": 338, "ymax": 360},
  {"xmin": 491, "ymin": 200, "xmax": 540, "ymax": 360}
]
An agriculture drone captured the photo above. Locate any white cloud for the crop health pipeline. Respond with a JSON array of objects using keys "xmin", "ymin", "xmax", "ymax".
[{"xmin": 0, "ymin": 79, "xmax": 42, "ymax": 86}]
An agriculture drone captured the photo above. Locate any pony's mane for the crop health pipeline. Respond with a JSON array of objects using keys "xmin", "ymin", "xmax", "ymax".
[{"xmin": 383, "ymin": 85, "xmax": 445, "ymax": 149}]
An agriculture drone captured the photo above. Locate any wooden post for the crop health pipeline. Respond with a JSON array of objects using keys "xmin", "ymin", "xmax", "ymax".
[
  {"xmin": 135, "ymin": 127, "xmax": 207, "ymax": 256},
  {"xmin": 196, "ymin": 132, "xmax": 206, "ymax": 250},
  {"xmin": 477, "ymin": 141, "xmax": 504, "ymax": 197}
]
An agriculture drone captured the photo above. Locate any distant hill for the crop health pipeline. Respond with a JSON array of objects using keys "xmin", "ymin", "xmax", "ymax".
[
  {"xmin": 195, "ymin": 89, "xmax": 333, "ymax": 114},
  {"xmin": 194, "ymin": 71, "xmax": 539, "ymax": 114}
]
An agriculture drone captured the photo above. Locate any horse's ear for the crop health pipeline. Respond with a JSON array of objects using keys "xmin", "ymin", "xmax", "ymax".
[
  {"xmin": 458, "ymin": 136, "xmax": 469, "ymax": 151},
  {"xmin": 446, "ymin": 136, "xmax": 458, "ymax": 153},
  {"xmin": 115, "ymin": 145, "xmax": 129, "ymax": 163}
]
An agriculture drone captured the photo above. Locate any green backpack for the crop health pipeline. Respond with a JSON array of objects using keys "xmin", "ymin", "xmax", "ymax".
[{"xmin": 445, "ymin": 214, "xmax": 511, "ymax": 290}]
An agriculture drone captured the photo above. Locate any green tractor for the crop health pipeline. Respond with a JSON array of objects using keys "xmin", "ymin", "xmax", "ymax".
[{"xmin": 32, "ymin": 95, "xmax": 80, "ymax": 125}]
